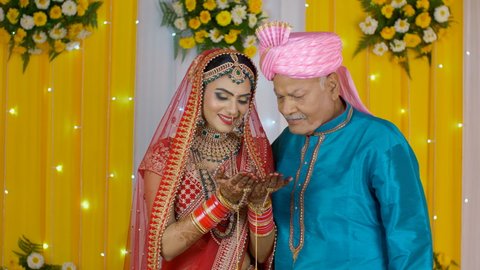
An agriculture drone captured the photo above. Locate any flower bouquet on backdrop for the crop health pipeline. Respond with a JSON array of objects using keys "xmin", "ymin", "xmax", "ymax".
[
  {"xmin": 0, "ymin": 236, "xmax": 76, "ymax": 270},
  {"xmin": 159, "ymin": 0, "xmax": 268, "ymax": 60},
  {"xmin": 354, "ymin": 0, "xmax": 452, "ymax": 78},
  {"xmin": 0, "ymin": 0, "xmax": 102, "ymax": 72},
  {"xmin": 433, "ymin": 252, "xmax": 459, "ymax": 270}
]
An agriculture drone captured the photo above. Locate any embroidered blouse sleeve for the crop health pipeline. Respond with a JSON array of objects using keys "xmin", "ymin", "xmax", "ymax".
[{"xmin": 139, "ymin": 138, "xmax": 171, "ymax": 176}]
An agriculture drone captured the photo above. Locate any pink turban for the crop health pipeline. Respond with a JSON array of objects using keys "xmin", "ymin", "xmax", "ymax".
[{"xmin": 255, "ymin": 21, "xmax": 370, "ymax": 114}]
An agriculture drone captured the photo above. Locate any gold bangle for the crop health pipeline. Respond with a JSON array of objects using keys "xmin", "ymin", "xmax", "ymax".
[
  {"xmin": 190, "ymin": 212, "xmax": 208, "ymax": 234},
  {"xmin": 216, "ymin": 190, "xmax": 237, "ymax": 211},
  {"xmin": 248, "ymin": 199, "xmax": 272, "ymax": 214}
]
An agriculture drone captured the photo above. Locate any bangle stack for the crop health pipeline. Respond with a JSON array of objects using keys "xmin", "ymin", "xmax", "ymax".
[
  {"xmin": 247, "ymin": 200, "xmax": 274, "ymax": 237},
  {"xmin": 190, "ymin": 194, "xmax": 231, "ymax": 234}
]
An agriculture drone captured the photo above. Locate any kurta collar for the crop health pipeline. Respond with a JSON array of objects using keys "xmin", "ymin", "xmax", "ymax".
[{"xmin": 312, "ymin": 102, "xmax": 353, "ymax": 136}]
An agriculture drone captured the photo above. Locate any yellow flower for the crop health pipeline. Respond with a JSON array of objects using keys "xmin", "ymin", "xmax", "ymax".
[
  {"xmin": 37, "ymin": 41, "xmax": 51, "ymax": 51},
  {"xmin": 372, "ymin": 0, "xmax": 386, "ymax": 5},
  {"xmin": 14, "ymin": 28, "xmax": 27, "ymax": 43},
  {"xmin": 7, "ymin": 8, "xmax": 20, "ymax": 24},
  {"xmin": 380, "ymin": 26, "xmax": 395, "ymax": 40},
  {"xmin": 54, "ymin": 40, "xmax": 66, "ymax": 52},
  {"xmin": 224, "ymin": 33, "xmax": 238, "ymax": 44},
  {"xmin": 49, "ymin": 6, "xmax": 63, "ymax": 19},
  {"xmin": 438, "ymin": 253, "xmax": 452, "ymax": 266},
  {"xmin": 404, "ymin": 33, "xmax": 421, "ymax": 47},
  {"xmin": 248, "ymin": 0, "xmax": 262, "ymax": 14},
  {"xmin": 19, "ymin": 0, "xmax": 29, "ymax": 8},
  {"xmin": 381, "ymin": 5, "xmax": 394, "ymax": 19},
  {"xmin": 185, "ymin": 0, "xmax": 196, "ymax": 12},
  {"xmin": 244, "ymin": 46, "xmax": 257, "ymax": 58},
  {"xmin": 77, "ymin": 0, "xmax": 89, "ymax": 16},
  {"xmin": 393, "ymin": 55, "xmax": 406, "ymax": 64},
  {"xmin": 189, "ymin": 17, "xmax": 201, "ymax": 30},
  {"xmin": 415, "ymin": 12, "xmax": 431, "ymax": 28},
  {"xmin": 0, "ymin": 0, "xmax": 10, "ymax": 4},
  {"xmin": 199, "ymin": 10, "xmax": 211, "ymax": 24},
  {"xmin": 194, "ymin": 30, "xmax": 208, "ymax": 43},
  {"xmin": 402, "ymin": 4, "xmax": 415, "ymax": 17},
  {"xmin": 416, "ymin": 0, "xmax": 429, "ymax": 10},
  {"xmin": 68, "ymin": 23, "xmax": 83, "ymax": 39},
  {"xmin": 437, "ymin": 28, "xmax": 446, "ymax": 38},
  {"xmin": 203, "ymin": 0, "xmax": 216, "ymax": 11},
  {"xmin": 421, "ymin": 44, "xmax": 433, "ymax": 54},
  {"xmin": 216, "ymin": 11, "xmax": 232, "ymax": 26},
  {"xmin": 34, "ymin": 11, "xmax": 48, "ymax": 26},
  {"xmin": 230, "ymin": 29, "xmax": 241, "ymax": 35},
  {"xmin": 179, "ymin": 36, "xmax": 196, "ymax": 49},
  {"xmin": 12, "ymin": 45, "xmax": 27, "ymax": 54},
  {"xmin": 0, "ymin": 28, "xmax": 11, "ymax": 43}
]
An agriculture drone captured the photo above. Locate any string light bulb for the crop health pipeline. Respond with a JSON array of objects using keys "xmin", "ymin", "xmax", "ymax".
[
  {"xmin": 74, "ymin": 125, "xmax": 81, "ymax": 129},
  {"xmin": 128, "ymin": 97, "xmax": 133, "ymax": 101},
  {"xmin": 4, "ymin": 190, "xmax": 8, "ymax": 194},
  {"xmin": 100, "ymin": 252, "xmax": 105, "ymax": 257},
  {"xmin": 131, "ymin": 174, "xmax": 135, "ymax": 179},
  {"xmin": 81, "ymin": 200, "xmax": 90, "ymax": 209},
  {"xmin": 466, "ymin": 51, "xmax": 470, "ymax": 56},
  {"xmin": 43, "ymin": 243, "xmax": 49, "ymax": 249},
  {"xmin": 111, "ymin": 97, "xmax": 117, "ymax": 101},
  {"xmin": 369, "ymin": 74, "xmax": 377, "ymax": 81},
  {"xmin": 457, "ymin": 123, "xmax": 463, "ymax": 128},
  {"xmin": 121, "ymin": 249, "xmax": 128, "ymax": 256},
  {"xmin": 172, "ymin": 33, "xmax": 177, "ymax": 37},
  {"xmin": 109, "ymin": 173, "xmax": 115, "ymax": 178},
  {"xmin": 305, "ymin": 3, "xmax": 309, "ymax": 7},
  {"xmin": 427, "ymin": 139, "xmax": 432, "ymax": 144},
  {"xmin": 400, "ymin": 109, "xmax": 406, "ymax": 114},
  {"xmin": 438, "ymin": 64, "xmax": 443, "ymax": 68},
  {"xmin": 47, "ymin": 87, "xmax": 53, "ymax": 92},
  {"xmin": 464, "ymin": 198, "xmax": 469, "ymax": 203},
  {"xmin": 433, "ymin": 215, "xmax": 438, "ymax": 220},
  {"xmin": 55, "ymin": 165, "xmax": 63, "ymax": 172},
  {"xmin": 8, "ymin": 108, "xmax": 18, "ymax": 116},
  {"xmin": 135, "ymin": 20, "xmax": 139, "ymax": 24}
]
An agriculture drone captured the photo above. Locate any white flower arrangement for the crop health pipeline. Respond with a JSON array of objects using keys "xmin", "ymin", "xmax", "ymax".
[
  {"xmin": 0, "ymin": 0, "xmax": 102, "ymax": 71},
  {"xmin": 354, "ymin": 0, "xmax": 452, "ymax": 78},
  {"xmin": 159, "ymin": 0, "xmax": 267, "ymax": 59},
  {"xmin": 0, "ymin": 236, "xmax": 77, "ymax": 270}
]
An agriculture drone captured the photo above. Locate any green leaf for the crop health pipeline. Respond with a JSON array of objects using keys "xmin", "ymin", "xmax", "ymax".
[
  {"xmin": 353, "ymin": 35, "xmax": 378, "ymax": 57},
  {"xmin": 22, "ymin": 53, "xmax": 30, "ymax": 73},
  {"xmin": 159, "ymin": 1, "xmax": 177, "ymax": 26}
]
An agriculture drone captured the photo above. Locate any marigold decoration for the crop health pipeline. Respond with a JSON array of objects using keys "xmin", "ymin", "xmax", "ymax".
[
  {"xmin": 159, "ymin": 0, "xmax": 267, "ymax": 60},
  {"xmin": 0, "ymin": 236, "xmax": 77, "ymax": 270},
  {"xmin": 354, "ymin": 0, "xmax": 452, "ymax": 78},
  {"xmin": 0, "ymin": 0, "xmax": 102, "ymax": 71}
]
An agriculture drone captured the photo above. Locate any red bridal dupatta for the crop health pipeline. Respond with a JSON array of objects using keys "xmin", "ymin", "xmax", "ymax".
[{"xmin": 125, "ymin": 49, "xmax": 274, "ymax": 270}]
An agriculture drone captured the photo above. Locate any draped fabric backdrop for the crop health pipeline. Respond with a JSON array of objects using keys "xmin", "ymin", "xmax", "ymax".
[
  {"xmin": 462, "ymin": 0, "xmax": 480, "ymax": 268},
  {"xmin": 0, "ymin": 0, "xmax": 137, "ymax": 269},
  {"xmin": 305, "ymin": 0, "xmax": 463, "ymax": 265}
]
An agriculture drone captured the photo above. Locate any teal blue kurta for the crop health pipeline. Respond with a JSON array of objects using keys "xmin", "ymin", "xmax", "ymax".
[{"xmin": 272, "ymin": 103, "xmax": 432, "ymax": 269}]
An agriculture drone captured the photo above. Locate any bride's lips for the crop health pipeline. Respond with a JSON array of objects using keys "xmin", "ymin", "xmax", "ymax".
[{"xmin": 218, "ymin": 114, "xmax": 234, "ymax": 125}]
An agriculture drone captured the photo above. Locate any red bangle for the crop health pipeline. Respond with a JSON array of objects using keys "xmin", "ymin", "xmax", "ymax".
[{"xmin": 191, "ymin": 194, "xmax": 232, "ymax": 234}]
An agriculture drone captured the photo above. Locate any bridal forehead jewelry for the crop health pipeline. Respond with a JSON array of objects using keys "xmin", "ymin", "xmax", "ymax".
[{"xmin": 203, "ymin": 54, "xmax": 255, "ymax": 85}]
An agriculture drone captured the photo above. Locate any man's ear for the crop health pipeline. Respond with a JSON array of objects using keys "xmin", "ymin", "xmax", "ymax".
[{"xmin": 326, "ymin": 72, "xmax": 340, "ymax": 99}]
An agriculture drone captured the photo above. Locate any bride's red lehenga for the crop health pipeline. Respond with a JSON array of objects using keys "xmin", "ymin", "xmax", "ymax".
[{"xmin": 125, "ymin": 49, "xmax": 275, "ymax": 270}]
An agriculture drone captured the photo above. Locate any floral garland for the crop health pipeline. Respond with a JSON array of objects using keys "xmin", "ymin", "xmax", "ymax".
[
  {"xmin": 0, "ymin": 236, "xmax": 76, "ymax": 270},
  {"xmin": 354, "ymin": 0, "xmax": 452, "ymax": 78},
  {"xmin": 159, "ymin": 0, "xmax": 267, "ymax": 59},
  {"xmin": 0, "ymin": 0, "xmax": 102, "ymax": 71}
]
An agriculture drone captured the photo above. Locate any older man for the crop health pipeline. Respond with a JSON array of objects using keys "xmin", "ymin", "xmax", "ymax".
[{"xmin": 256, "ymin": 22, "xmax": 432, "ymax": 269}]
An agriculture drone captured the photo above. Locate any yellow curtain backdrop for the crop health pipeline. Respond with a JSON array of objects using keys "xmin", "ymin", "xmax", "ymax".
[
  {"xmin": 0, "ymin": 1, "xmax": 137, "ymax": 269},
  {"xmin": 306, "ymin": 0, "xmax": 463, "ymax": 264}
]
